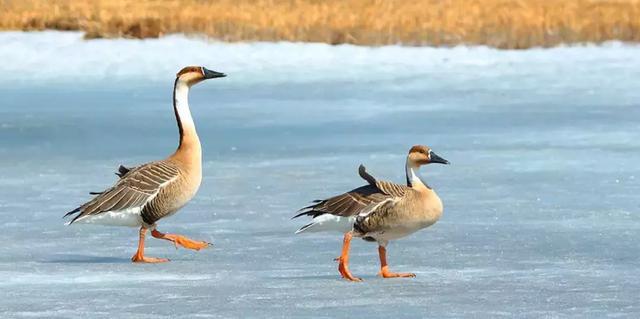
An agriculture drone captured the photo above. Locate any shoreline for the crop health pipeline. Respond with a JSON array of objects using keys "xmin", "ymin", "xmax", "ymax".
[
  {"xmin": 1, "ymin": 31, "xmax": 639, "ymax": 87},
  {"xmin": 2, "ymin": 29, "xmax": 639, "ymax": 50}
]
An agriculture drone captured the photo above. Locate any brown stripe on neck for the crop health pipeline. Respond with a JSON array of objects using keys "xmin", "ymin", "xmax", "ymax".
[{"xmin": 172, "ymin": 77, "xmax": 184, "ymax": 146}]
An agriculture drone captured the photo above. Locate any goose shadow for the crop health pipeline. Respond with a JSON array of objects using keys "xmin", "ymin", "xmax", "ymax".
[
  {"xmin": 41, "ymin": 254, "xmax": 131, "ymax": 264},
  {"xmin": 273, "ymin": 274, "xmax": 379, "ymax": 281}
]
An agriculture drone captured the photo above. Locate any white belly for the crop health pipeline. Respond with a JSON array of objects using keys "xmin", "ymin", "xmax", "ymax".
[{"xmin": 71, "ymin": 207, "xmax": 143, "ymax": 227}]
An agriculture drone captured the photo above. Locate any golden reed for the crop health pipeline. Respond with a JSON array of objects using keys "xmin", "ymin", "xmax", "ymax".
[{"xmin": 1, "ymin": 0, "xmax": 639, "ymax": 49}]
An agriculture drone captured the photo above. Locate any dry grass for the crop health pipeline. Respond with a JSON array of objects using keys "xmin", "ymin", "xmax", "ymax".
[{"xmin": 1, "ymin": 0, "xmax": 639, "ymax": 49}]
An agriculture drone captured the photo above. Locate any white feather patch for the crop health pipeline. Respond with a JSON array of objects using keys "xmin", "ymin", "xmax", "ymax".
[
  {"xmin": 71, "ymin": 207, "xmax": 143, "ymax": 227},
  {"xmin": 295, "ymin": 214, "xmax": 356, "ymax": 234}
]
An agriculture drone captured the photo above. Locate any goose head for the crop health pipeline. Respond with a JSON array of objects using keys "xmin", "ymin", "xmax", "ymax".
[
  {"xmin": 407, "ymin": 145, "xmax": 449, "ymax": 167},
  {"xmin": 176, "ymin": 66, "xmax": 226, "ymax": 86}
]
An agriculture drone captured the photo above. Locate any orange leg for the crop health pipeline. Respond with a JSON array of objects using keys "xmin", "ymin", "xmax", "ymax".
[
  {"xmin": 336, "ymin": 232, "xmax": 362, "ymax": 282},
  {"xmin": 378, "ymin": 245, "xmax": 415, "ymax": 278},
  {"xmin": 151, "ymin": 229, "xmax": 211, "ymax": 250},
  {"xmin": 131, "ymin": 227, "xmax": 170, "ymax": 263}
]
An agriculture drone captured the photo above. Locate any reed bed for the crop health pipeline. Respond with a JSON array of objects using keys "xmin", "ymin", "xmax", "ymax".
[{"xmin": 1, "ymin": 0, "xmax": 639, "ymax": 48}]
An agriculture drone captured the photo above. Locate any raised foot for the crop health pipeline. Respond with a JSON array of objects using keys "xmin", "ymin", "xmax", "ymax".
[
  {"xmin": 152, "ymin": 230, "xmax": 211, "ymax": 250},
  {"xmin": 170, "ymin": 235, "xmax": 211, "ymax": 250},
  {"xmin": 131, "ymin": 255, "xmax": 170, "ymax": 263}
]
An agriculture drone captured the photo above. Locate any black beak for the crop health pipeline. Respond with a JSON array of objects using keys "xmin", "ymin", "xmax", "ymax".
[
  {"xmin": 429, "ymin": 151, "xmax": 450, "ymax": 165},
  {"xmin": 202, "ymin": 67, "xmax": 226, "ymax": 79}
]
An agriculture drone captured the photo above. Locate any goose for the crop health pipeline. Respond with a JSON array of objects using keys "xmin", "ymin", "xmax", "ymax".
[
  {"xmin": 64, "ymin": 66, "xmax": 226, "ymax": 263},
  {"xmin": 293, "ymin": 145, "xmax": 449, "ymax": 281}
]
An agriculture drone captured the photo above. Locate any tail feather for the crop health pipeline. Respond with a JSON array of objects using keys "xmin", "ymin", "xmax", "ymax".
[
  {"xmin": 292, "ymin": 210, "xmax": 311, "ymax": 219},
  {"xmin": 63, "ymin": 207, "xmax": 80, "ymax": 219},
  {"xmin": 63, "ymin": 207, "xmax": 85, "ymax": 225},
  {"xmin": 294, "ymin": 222, "xmax": 315, "ymax": 234},
  {"xmin": 294, "ymin": 200, "xmax": 355, "ymax": 234},
  {"xmin": 292, "ymin": 200, "xmax": 325, "ymax": 219},
  {"xmin": 64, "ymin": 164, "xmax": 130, "ymax": 225}
]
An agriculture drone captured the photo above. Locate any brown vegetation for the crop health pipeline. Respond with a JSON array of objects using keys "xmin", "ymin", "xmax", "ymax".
[{"xmin": 1, "ymin": 0, "xmax": 639, "ymax": 49}]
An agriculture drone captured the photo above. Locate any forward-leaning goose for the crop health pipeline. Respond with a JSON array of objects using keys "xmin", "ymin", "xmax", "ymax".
[
  {"xmin": 293, "ymin": 145, "xmax": 449, "ymax": 281},
  {"xmin": 64, "ymin": 66, "xmax": 226, "ymax": 263}
]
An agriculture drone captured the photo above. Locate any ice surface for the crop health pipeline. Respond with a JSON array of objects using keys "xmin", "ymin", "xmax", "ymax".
[{"xmin": 0, "ymin": 32, "xmax": 639, "ymax": 318}]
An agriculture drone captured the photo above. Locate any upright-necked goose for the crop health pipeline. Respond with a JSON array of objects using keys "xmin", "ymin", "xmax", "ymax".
[
  {"xmin": 293, "ymin": 145, "xmax": 449, "ymax": 281},
  {"xmin": 64, "ymin": 66, "xmax": 226, "ymax": 263}
]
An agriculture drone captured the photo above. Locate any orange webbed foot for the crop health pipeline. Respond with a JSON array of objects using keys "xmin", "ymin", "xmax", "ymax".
[
  {"xmin": 131, "ymin": 227, "xmax": 169, "ymax": 263},
  {"xmin": 151, "ymin": 230, "xmax": 211, "ymax": 251},
  {"xmin": 337, "ymin": 258, "xmax": 363, "ymax": 282},
  {"xmin": 131, "ymin": 255, "xmax": 170, "ymax": 263},
  {"xmin": 379, "ymin": 267, "xmax": 416, "ymax": 278},
  {"xmin": 334, "ymin": 232, "xmax": 361, "ymax": 282},
  {"xmin": 377, "ymin": 246, "xmax": 415, "ymax": 279},
  {"xmin": 170, "ymin": 235, "xmax": 211, "ymax": 250}
]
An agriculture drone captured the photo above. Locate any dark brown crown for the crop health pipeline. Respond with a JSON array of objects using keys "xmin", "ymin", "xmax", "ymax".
[
  {"xmin": 409, "ymin": 145, "xmax": 430, "ymax": 154},
  {"xmin": 176, "ymin": 66, "xmax": 202, "ymax": 77}
]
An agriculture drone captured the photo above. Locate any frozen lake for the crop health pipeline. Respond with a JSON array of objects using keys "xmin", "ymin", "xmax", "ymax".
[{"xmin": 0, "ymin": 32, "xmax": 639, "ymax": 318}]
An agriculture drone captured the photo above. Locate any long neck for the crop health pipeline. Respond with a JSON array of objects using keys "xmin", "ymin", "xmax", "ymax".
[
  {"xmin": 405, "ymin": 158, "xmax": 425, "ymax": 189},
  {"xmin": 172, "ymin": 79, "xmax": 201, "ymax": 162}
]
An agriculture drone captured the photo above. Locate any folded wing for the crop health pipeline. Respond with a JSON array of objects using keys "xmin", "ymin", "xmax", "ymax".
[
  {"xmin": 64, "ymin": 161, "xmax": 179, "ymax": 224},
  {"xmin": 293, "ymin": 165, "xmax": 410, "ymax": 233}
]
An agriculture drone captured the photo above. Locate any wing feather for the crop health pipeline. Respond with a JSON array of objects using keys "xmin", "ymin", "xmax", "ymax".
[
  {"xmin": 293, "ymin": 165, "xmax": 410, "ymax": 219},
  {"xmin": 65, "ymin": 161, "xmax": 180, "ymax": 224}
]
